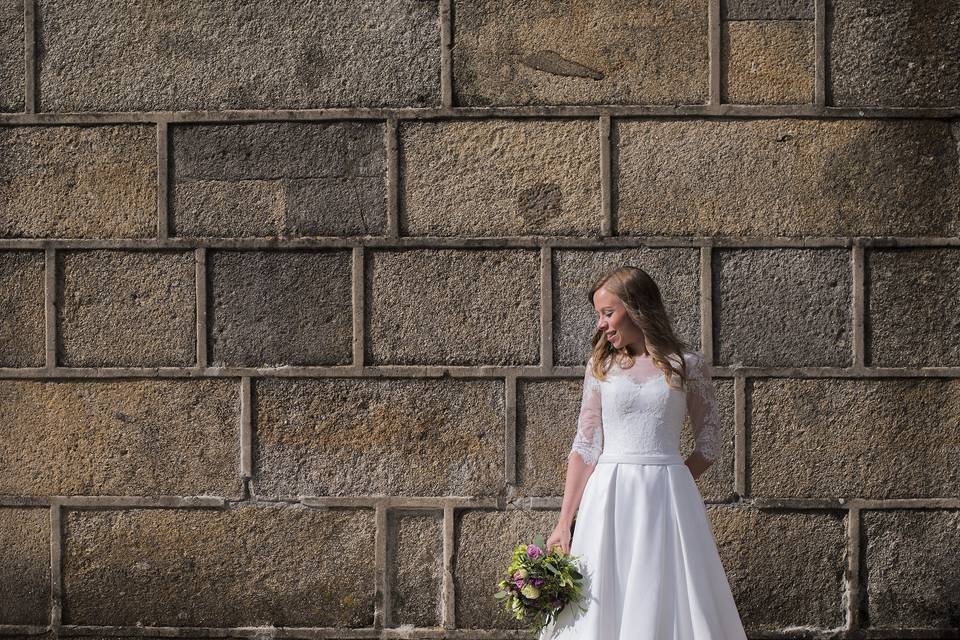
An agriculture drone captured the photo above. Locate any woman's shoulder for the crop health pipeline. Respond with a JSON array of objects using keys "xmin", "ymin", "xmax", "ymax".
[
  {"xmin": 677, "ymin": 349, "xmax": 714, "ymax": 380},
  {"xmin": 671, "ymin": 348, "xmax": 702, "ymax": 363}
]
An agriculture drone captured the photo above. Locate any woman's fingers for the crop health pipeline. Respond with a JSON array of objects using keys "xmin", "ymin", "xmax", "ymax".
[{"xmin": 548, "ymin": 524, "xmax": 572, "ymax": 554}]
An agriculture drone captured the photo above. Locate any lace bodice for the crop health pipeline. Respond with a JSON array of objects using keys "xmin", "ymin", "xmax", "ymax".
[{"xmin": 569, "ymin": 350, "xmax": 722, "ymax": 466}]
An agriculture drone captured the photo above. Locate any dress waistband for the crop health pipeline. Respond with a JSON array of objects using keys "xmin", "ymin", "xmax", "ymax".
[{"xmin": 596, "ymin": 453, "xmax": 684, "ymax": 465}]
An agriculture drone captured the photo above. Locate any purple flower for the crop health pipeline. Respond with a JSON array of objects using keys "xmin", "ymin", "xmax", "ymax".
[
  {"xmin": 526, "ymin": 544, "xmax": 544, "ymax": 559},
  {"xmin": 533, "ymin": 578, "xmax": 544, "ymax": 587}
]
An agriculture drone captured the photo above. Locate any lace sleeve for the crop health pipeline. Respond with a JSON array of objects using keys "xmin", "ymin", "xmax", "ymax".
[
  {"xmin": 686, "ymin": 351, "xmax": 721, "ymax": 464},
  {"xmin": 569, "ymin": 357, "xmax": 603, "ymax": 466}
]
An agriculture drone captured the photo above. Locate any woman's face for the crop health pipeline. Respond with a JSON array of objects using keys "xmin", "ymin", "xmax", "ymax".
[{"xmin": 593, "ymin": 287, "xmax": 646, "ymax": 353}]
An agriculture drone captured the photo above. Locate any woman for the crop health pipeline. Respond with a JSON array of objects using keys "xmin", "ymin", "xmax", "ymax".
[{"xmin": 541, "ymin": 266, "xmax": 747, "ymax": 639}]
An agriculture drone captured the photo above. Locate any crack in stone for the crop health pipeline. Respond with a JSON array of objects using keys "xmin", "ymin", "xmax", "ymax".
[{"xmin": 520, "ymin": 50, "xmax": 605, "ymax": 80}]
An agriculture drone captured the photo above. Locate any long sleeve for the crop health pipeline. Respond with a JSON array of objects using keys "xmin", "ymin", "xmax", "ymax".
[
  {"xmin": 569, "ymin": 357, "xmax": 603, "ymax": 466},
  {"xmin": 686, "ymin": 351, "xmax": 721, "ymax": 463}
]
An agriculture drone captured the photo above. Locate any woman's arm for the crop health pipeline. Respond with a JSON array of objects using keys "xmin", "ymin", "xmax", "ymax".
[
  {"xmin": 684, "ymin": 351, "xmax": 721, "ymax": 480},
  {"xmin": 548, "ymin": 453, "xmax": 596, "ymax": 553},
  {"xmin": 548, "ymin": 357, "xmax": 603, "ymax": 554}
]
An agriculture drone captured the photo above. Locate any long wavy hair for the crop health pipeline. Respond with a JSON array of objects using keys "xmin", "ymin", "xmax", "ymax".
[{"xmin": 588, "ymin": 266, "xmax": 693, "ymax": 390}]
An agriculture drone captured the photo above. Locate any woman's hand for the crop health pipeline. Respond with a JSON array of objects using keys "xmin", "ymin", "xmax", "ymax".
[
  {"xmin": 685, "ymin": 450, "xmax": 712, "ymax": 481},
  {"xmin": 547, "ymin": 520, "xmax": 572, "ymax": 555}
]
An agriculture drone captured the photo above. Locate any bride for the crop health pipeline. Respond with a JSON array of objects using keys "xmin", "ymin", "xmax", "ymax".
[{"xmin": 541, "ymin": 266, "xmax": 748, "ymax": 639}]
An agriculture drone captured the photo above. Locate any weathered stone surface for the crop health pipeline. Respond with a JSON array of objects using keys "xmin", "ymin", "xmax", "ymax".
[
  {"xmin": 722, "ymin": 21, "xmax": 814, "ymax": 104},
  {"xmin": 400, "ymin": 120, "xmax": 601, "ymax": 236},
  {"xmin": 389, "ymin": 511, "xmax": 442, "ymax": 626},
  {"xmin": 62, "ymin": 506, "xmax": 375, "ymax": 626},
  {"xmin": 724, "ymin": 0, "xmax": 812, "ymax": 19},
  {"xmin": 366, "ymin": 250, "xmax": 540, "ymax": 366},
  {"xmin": 254, "ymin": 377, "xmax": 504, "ymax": 497},
  {"xmin": 750, "ymin": 378, "xmax": 960, "ymax": 498},
  {"xmin": 515, "ymin": 378, "xmax": 580, "ymax": 497},
  {"xmin": 615, "ymin": 119, "xmax": 960, "ymax": 237},
  {"xmin": 864, "ymin": 510, "xmax": 960, "ymax": 629},
  {"xmin": 0, "ymin": 0, "xmax": 23, "ymax": 112},
  {"xmin": 455, "ymin": 509, "xmax": 558, "ymax": 629},
  {"xmin": 208, "ymin": 250, "xmax": 353, "ymax": 367},
  {"xmin": 0, "ymin": 251, "xmax": 45, "ymax": 367},
  {"xmin": 0, "ymin": 126, "xmax": 157, "ymax": 238},
  {"xmin": 171, "ymin": 123, "xmax": 387, "ymax": 237},
  {"xmin": 867, "ymin": 249, "xmax": 960, "ymax": 367},
  {"xmin": 37, "ymin": 0, "xmax": 440, "ymax": 111},
  {"xmin": 57, "ymin": 250, "xmax": 195, "ymax": 367},
  {"xmin": 714, "ymin": 249, "xmax": 852, "ymax": 367},
  {"xmin": 0, "ymin": 379, "xmax": 241, "ymax": 496},
  {"xmin": 0, "ymin": 508, "xmax": 49, "ymax": 624},
  {"xmin": 453, "ymin": 0, "xmax": 709, "ymax": 106},
  {"xmin": 517, "ymin": 376, "xmax": 736, "ymax": 501},
  {"xmin": 709, "ymin": 508, "xmax": 846, "ymax": 631},
  {"xmin": 829, "ymin": 0, "xmax": 960, "ymax": 108},
  {"xmin": 552, "ymin": 249, "xmax": 702, "ymax": 366}
]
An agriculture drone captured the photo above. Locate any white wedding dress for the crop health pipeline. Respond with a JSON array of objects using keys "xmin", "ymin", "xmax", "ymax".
[{"xmin": 541, "ymin": 350, "xmax": 747, "ymax": 639}]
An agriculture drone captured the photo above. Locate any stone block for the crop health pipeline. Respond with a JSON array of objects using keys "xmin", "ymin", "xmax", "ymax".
[
  {"xmin": 0, "ymin": 126, "xmax": 156, "ymax": 238},
  {"xmin": 723, "ymin": 0, "xmax": 813, "ymax": 20},
  {"xmin": 400, "ymin": 120, "xmax": 601, "ymax": 236},
  {"xmin": 614, "ymin": 119, "xmax": 960, "ymax": 237},
  {"xmin": 0, "ymin": 507, "xmax": 49, "ymax": 624},
  {"xmin": 171, "ymin": 123, "xmax": 387, "ymax": 237},
  {"xmin": 365, "ymin": 249, "xmax": 540, "ymax": 366},
  {"xmin": 37, "ymin": 0, "xmax": 440, "ymax": 111},
  {"xmin": 0, "ymin": 251, "xmax": 45, "ymax": 367},
  {"xmin": 389, "ymin": 511, "xmax": 442, "ymax": 627},
  {"xmin": 863, "ymin": 509, "xmax": 960, "ymax": 629},
  {"xmin": 867, "ymin": 249, "xmax": 960, "ymax": 367},
  {"xmin": 454, "ymin": 509, "xmax": 558, "ymax": 629},
  {"xmin": 208, "ymin": 250, "xmax": 353, "ymax": 367},
  {"xmin": 829, "ymin": 0, "xmax": 960, "ymax": 107},
  {"xmin": 62, "ymin": 506, "xmax": 375, "ymax": 626},
  {"xmin": 253, "ymin": 377, "xmax": 505, "ymax": 497},
  {"xmin": 453, "ymin": 0, "xmax": 708, "ymax": 105},
  {"xmin": 709, "ymin": 507, "xmax": 846, "ymax": 631},
  {"xmin": 515, "ymin": 378, "xmax": 581, "ymax": 497},
  {"xmin": 0, "ymin": 0, "xmax": 22, "ymax": 112},
  {"xmin": 722, "ymin": 21, "xmax": 814, "ymax": 104},
  {"xmin": 552, "ymin": 249, "xmax": 701, "ymax": 366},
  {"xmin": 57, "ymin": 250, "xmax": 195, "ymax": 367},
  {"xmin": 0, "ymin": 378, "xmax": 241, "ymax": 496},
  {"xmin": 713, "ymin": 249, "xmax": 852, "ymax": 367},
  {"xmin": 750, "ymin": 378, "xmax": 960, "ymax": 498}
]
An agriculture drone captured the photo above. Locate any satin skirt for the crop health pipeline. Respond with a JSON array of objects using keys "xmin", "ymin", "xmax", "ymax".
[{"xmin": 540, "ymin": 453, "xmax": 747, "ymax": 640}]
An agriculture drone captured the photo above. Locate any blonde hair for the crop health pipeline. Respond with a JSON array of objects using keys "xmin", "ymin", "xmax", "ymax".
[{"xmin": 588, "ymin": 265, "xmax": 693, "ymax": 389}]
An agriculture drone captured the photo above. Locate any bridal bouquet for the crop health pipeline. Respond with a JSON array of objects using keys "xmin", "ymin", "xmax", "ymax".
[{"xmin": 493, "ymin": 534, "xmax": 585, "ymax": 634}]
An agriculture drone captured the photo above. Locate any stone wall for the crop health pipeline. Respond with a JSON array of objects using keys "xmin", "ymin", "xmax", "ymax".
[{"xmin": 1, "ymin": 0, "xmax": 959, "ymax": 637}]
